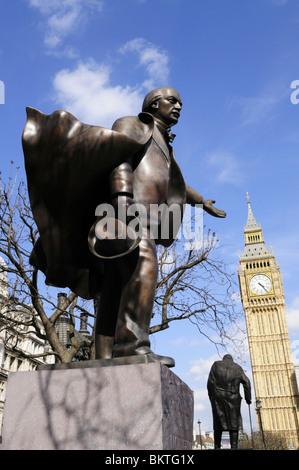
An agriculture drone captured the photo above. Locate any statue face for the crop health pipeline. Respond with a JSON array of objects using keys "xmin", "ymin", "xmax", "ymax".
[{"xmin": 152, "ymin": 88, "xmax": 182, "ymax": 127}]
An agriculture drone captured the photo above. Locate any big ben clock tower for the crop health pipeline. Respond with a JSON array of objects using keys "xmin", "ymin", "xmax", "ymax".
[{"xmin": 238, "ymin": 194, "xmax": 299, "ymax": 449}]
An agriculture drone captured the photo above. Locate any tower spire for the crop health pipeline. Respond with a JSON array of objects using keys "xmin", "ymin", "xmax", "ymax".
[
  {"xmin": 245, "ymin": 192, "xmax": 260, "ymax": 231},
  {"xmin": 240, "ymin": 194, "xmax": 272, "ymax": 260}
]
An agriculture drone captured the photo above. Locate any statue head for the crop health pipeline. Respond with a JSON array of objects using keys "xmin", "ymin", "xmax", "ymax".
[
  {"xmin": 223, "ymin": 354, "xmax": 233, "ymax": 361},
  {"xmin": 142, "ymin": 86, "xmax": 182, "ymax": 127}
]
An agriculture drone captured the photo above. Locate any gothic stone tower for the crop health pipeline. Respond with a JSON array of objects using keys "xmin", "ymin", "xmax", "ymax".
[{"xmin": 238, "ymin": 194, "xmax": 299, "ymax": 449}]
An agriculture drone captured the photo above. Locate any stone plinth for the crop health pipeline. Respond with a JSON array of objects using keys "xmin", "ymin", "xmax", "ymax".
[{"xmin": 1, "ymin": 361, "xmax": 193, "ymax": 450}]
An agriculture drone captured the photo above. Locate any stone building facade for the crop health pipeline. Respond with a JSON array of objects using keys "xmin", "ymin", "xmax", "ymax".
[{"xmin": 238, "ymin": 195, "xmax": 299, "ymax": 449}]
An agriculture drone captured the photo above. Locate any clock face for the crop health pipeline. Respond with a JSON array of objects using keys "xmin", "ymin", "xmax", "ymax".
[{"xmin": 249, "ymin": 274, "xmax": 272, "ymax": 295}]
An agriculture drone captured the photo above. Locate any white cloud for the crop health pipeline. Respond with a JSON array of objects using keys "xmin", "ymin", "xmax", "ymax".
[
  {"xmin": 286, "ymin": 297, "xmax": 299, "ymax": 334},
  {"xmin": 193, "ymin": 388, "xmax": 209, "ymax": 413},
  {"xmin": 291, "ymin": 339, "xmax": 299, "ymax": 365},
  {"xmin": 170, "ymin": 336, "xmax": 201, "ymax": 348},
  {"xmin": 188, "ymin": 355, "xmax": 219, "ymax": 382},
  {"xmin": 28, "ymin": 0, "xmax": 103, "ymax": 52},
  {"xmin": 206, "ymin": 151, "xmax": 244, "ymax": 186},
  {"xmin": 119, "ymin": 38, "xmax": 170, "ymax": 91},
  {"xmin": 229, "ymin": 81, "xmax": 289, "ymax": 126},
  {"xmin": 230, "ymin": 291, "xmax": 241, "ymax": 304},
  {"xmin": 53, "ymin": 58, "xmax": 144, "ymax": 126},
  {"xmin": 230, "ymin": 95, "xmax": 279, "ymax": 125},
  {"xmin": 52, "ymin": 39, "xmax": 171, "ymax": 127}
]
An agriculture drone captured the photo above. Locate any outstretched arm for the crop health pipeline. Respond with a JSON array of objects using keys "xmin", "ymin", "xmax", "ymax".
[{"xmin": 186, "ymin": 184, "xmax": 226, "ymax": 218}]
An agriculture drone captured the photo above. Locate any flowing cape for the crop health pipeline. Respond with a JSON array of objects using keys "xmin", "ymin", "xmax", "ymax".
[{"xmin": 23, "ymin": 107, "xmax": 154, "ymax": 299}]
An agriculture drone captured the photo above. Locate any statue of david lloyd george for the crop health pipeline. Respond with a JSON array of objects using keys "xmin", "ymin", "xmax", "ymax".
[{"xmin": 23, "ymin": 86, "xmax": 226, "ymax": 367}]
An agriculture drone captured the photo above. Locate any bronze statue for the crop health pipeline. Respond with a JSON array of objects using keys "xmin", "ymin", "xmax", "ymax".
[
  {"xmin": 207, "ymin": 354, "xmax": 252, "ymax": 449},
  {"xmin": 22, "ymin": 86, "xmax": 226, "ymax": 367}
]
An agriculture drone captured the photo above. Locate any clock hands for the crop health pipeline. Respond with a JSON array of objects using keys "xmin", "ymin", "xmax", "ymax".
[
  {"xmin": 258, "ymin": 282, "xmax": 268, "ymax": 292},
  {"xmin": 250, "ymin": 275, "xmax": 271, "ymax": 294}
]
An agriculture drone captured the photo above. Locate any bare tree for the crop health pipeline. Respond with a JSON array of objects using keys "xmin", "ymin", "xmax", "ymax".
[
  {"xmin": 151, "ymin": 231, "xmax": 244, "ymax": 353},
  {"xmin": 239, "ymin": 430, "xmax": 294, "ymax": 450}
]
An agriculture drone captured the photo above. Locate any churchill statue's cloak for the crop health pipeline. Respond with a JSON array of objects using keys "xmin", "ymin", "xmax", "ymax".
[
  {"xmin": 207, "ymin": 356, "xmax": 251, "ymax": 431},
  {"xmin": 22, "ymin": 107, "xmax": 155, "ymax": 299}
]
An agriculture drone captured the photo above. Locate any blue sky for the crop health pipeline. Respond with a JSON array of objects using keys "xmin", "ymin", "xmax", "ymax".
[{"xmin": 1, "ymin": 0, "xmax": 299, "ymax": 436}]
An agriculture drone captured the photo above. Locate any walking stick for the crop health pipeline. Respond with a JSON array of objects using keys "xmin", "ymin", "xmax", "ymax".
[{"xmin": 248, "ymin": 403, "xmax": 254, "ymax": 449}]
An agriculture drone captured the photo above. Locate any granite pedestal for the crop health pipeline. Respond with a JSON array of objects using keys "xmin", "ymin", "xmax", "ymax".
[{"xmin": 1, "ymin": 360, "xmax": 194, "ymax": 450}]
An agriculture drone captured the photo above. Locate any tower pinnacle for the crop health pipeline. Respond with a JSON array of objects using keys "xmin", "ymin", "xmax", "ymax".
[
  {"xmin": 245, "ymin": 192, "xmax": 260, "ymax": 231},
  {"xmin": 240, "ymin": 194, "xmax": 272, "ymax": 260}
]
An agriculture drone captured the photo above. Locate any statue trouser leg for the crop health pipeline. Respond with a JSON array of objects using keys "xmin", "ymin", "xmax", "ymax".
[
  {"xmin": 111, "ymin": 236, "xmax": 174, "ymax": 366},
  {"xmin": 214, "ymin": 430, "xmax": 222, "ymax": 449},
  {"xmin": 95, "ymin": 334, "xmax": 115, "ymax": 359},
  {"xmin": 95, "ymin": 235, "xmax": 174, "ymax": 366},
  {"xmin": 112, "ymin": 236, "xmax": 158, "ymax": 357},
  {"xmin": 229, "ymin": 430, "xmax": 238, "ymax": 449},
  {"xmin": 95, "ymin": 237, "xmax": 155, "ymax": 359},
  {"xmin": 94, "ymin": 261, "xmax": 123, "ymax": 359}
]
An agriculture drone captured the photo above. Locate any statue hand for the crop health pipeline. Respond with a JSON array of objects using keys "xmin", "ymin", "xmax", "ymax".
[{"xmin": 203, "ymin": 199, "xmax": 226, "ymax": 218}]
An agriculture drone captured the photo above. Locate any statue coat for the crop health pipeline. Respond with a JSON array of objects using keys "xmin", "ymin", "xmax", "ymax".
[
  {"xmin": 207, "ymin": 357, "xmax": 251, "ymax": 431},
  {"xmin": 22, "ymin": 107, "xmax": 186, "ymax": 300}
]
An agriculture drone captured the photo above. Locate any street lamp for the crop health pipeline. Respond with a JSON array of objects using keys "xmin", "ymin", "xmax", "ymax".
[
  {"xmin": 197, "ymin": 419, "xmax": 202, "ymax": 449},
  {"xmin": 255, "ymin": 399, "xmax": 266, "ymax": 450}
]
